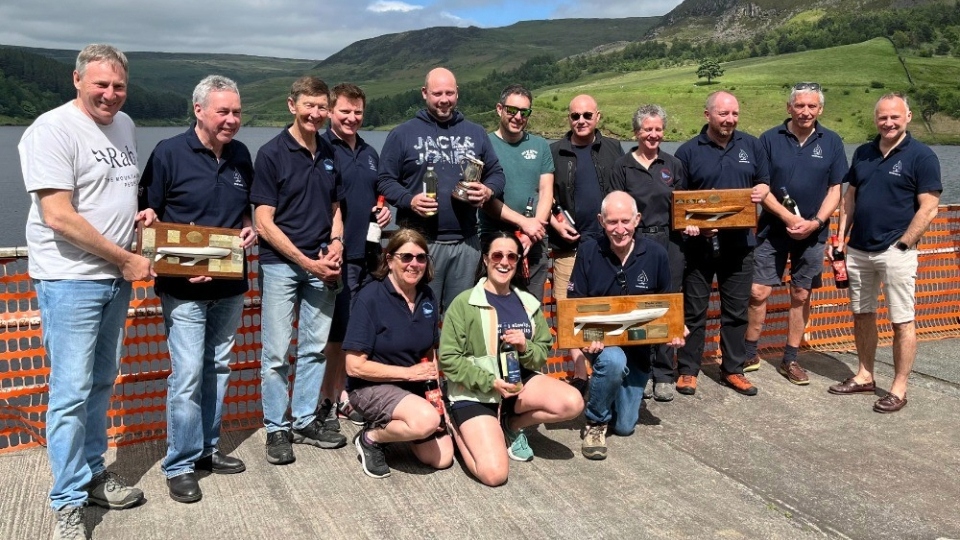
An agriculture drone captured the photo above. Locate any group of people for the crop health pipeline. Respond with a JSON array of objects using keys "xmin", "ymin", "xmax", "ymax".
[{"xmin": 20, "ymin": 43, "xmax": 942, "ymax": 540}]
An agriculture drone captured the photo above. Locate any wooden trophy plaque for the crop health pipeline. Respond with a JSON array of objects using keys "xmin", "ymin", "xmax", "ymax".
[
  {"xmin": 137, "ymin": 222, "xmax": 245, "ymax": 279},
  {"xmin": 556, "ymin": 294, "xmax": 684, "ymax": 349},
  {"xmin": 672, "ymin": 188, "xmax": 757, "ymax": 230}
]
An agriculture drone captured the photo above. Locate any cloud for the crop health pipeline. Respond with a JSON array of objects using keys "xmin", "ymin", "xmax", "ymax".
[{"xmin": 367, "ymin": 1, "xmax": 424, "ymax": 14}]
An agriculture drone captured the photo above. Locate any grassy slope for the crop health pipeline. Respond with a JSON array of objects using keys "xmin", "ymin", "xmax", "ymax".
[{"xmin": 521, "ymin": 38, "xmax": 960, "ymax": 143}]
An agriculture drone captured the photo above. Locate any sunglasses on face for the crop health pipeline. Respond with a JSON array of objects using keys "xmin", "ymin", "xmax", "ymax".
[
  {"xmin": 392, "ymin": 252, "xmax": 428, "ymax": 264},
  {"xmin": 489, "ymin": 251, "xmax": 519, "ymax": 264},
  {"xmin": 502, "ymin": 105, "xmax": 532, "ymax": 118},
  {"xmin": 569, "ymin": 111, "xmax": 595, "ymax": 121},
  {"xmin": 794, "ymin": 82, "xmax": 821, "ymax": 91}
]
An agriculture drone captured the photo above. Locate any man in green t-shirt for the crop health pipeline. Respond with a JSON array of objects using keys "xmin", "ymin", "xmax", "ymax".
[{"xmin": 481, "ymin": 84, "xmax": 555, "ymax": 301}]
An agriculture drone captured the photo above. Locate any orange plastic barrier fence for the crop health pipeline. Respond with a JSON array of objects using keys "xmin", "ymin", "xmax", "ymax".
[{"xmin": 2, "ymin": 207, "xmax": 959, "ymax": 453}]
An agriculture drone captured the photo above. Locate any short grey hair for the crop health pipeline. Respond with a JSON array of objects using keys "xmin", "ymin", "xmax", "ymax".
[
  {"xmin": 789, "ymin": 88, "xmax": 824, "ymax": 107},
  {"xmin": 632, "ymin": 104, "xmax": 667, "ymax": 131},
  {"xmin": 76, "ymin": 44, "xmax": 128, "ymax": 78},
  {"xmin": 600, "ymin": 191, "xmax": 639, "ymax": 218},
  {"xmin": 876, "ymin": 92, "xmax": 910, "ymax": 114},
  {"xmin": 193, "ymin": 75, "xmax": 240, "ymax": 108}
]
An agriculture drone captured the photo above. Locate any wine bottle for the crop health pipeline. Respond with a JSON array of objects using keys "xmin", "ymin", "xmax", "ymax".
[
  {"xmin": 498, "ymin": 339, "xmax": 522, "ymax": 389},
  {"xmin": 515, "ymin": 196, "xmax": 534, "ymax": 279},
  {"xmin": 709, "ymin": 234, "xmax": 721, "ymax": 258},
  {"xmin": 366, "ymin": 195, "xmax": 385, "ymax": 244},
  {"xmin": 421, "ymin": 356, "xmax": 446, "ymax": 431},
  {"xmin": 422, "ymin": 165, "xmax": 438, "ymax": 217},
  {"xmin": 551, "ymin": 199, "xmax": 576, "ymax": 227},
  {"xmin": 831, "ymin": 235, "xmax": 849, "ymax": 289},
  {"xmin": 781, "ymin": 187, "xmax": 801, "ymax": 217}
]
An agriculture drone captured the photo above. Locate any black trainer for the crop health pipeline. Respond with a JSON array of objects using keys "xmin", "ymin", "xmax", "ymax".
[
  {"xmin": 265, "ymin": 430, "xmax": 295, "ymax": 465},
  {"xmin": 354, "ymin": 429, "xmax": 390, "ymax": 478},
  {"xmin": 292, "ymin": 419, "xmax": 347, "ymax": 449},
  {"xmin": 318, "ymin": 398, "xmax": 341, "ymax": 432}
]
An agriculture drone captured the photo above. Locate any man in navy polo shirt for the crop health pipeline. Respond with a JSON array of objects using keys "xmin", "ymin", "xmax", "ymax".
[
  {"xmin": 745, "ymin": 83, "xmax": 848, "ymax": 386},
  {"xmin": 319, "ymin": 83, "xmax": 391, "ymax": 430},
  {"xmin": 139, "ymin": 75, "xmax": 256, "ymax": 503},
  {"xmin": 675, "ymin": 91, "xmax": 770, "ymax": 397},
  {"xmin": 569, "ymin": 191, "xmax": 680, "ymax": 460},
  {"xmin": 253, "ymin": 76, "xmax": 348, "ymax": 465},
  {"xmin": 828, "ymin": 93, "xmax": 941, "ymax": 413},
  {"xmin": 377, "ymin": 67, "xmax": 505, "ymax": 312}
]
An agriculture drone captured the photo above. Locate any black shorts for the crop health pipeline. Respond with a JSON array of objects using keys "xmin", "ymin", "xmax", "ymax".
[{"xmin": 447, "ymin": 369, "xmax": 540, "ymax": 427}]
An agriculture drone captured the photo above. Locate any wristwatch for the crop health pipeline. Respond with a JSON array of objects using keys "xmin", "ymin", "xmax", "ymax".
[
  {"xmin": 896, "ymin": 241, "xmax": 909, "ymax": 251},
  {"xmin": 812, "ymin": 217, "xmax": 825, "ymax": 230}
]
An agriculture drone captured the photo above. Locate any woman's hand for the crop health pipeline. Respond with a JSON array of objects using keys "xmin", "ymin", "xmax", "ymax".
[
  {"xmin": 407, "ymin": 359, "xmax": 438, "ymax": 382},
  {"xmin": 493, "ymin": 378, "xmax": 522, "ymax": 398},
  {"xmin": 500, "ymin": 329, "xmax": 527, "ymax": 354}
]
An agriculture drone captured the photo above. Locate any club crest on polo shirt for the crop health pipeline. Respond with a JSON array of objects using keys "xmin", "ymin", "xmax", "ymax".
[
  {"xmin": 890, "ymin": 160, "xmax": 903, "ymax": 176},
  {"xmin": 521, "ymin": 149, "xmax": 538, "ymax": 160},
  {"xmin": 738, "ymin": 149, "xmax": 750, "ymax": 164},
  {"xmin": 323, "ymin": 158, "xmax": 335, "ymax": 172},
  {"xmin": 367, "ymin": 156, "xmax": 377, "ymax": 171},
  {"xmin": 635, "ymin": 270, "xmax": 650, "ymax": 290},
  {"xmin": 812, "ymin": 144, "xmax": 824, "ymax": 159},
  {"xmin": 661, "ymin": 168, "xmax": 673, "ymax": 185},
  {"xmin": 233, "ymin": 170, "xmax": 246, "ymax": 189},
  {"xmin": 422, "ymin": 301, "xmax": 435, "ymax": 319}
]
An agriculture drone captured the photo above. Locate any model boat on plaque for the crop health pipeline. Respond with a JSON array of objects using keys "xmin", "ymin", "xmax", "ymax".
[
  {"xmin": 154, "ymin": 246, "xmax": 233, "ymax": 266},
  {"xmin": 137, "ymin": 222, "xmax": 245, "ymax": 279},
  {"xmin": 672, "ymin": 188, "xmax": 756, "ymax": 229},
  {"xmin": 556, "ymin": 294, "xmax": 684, "ymax": 348}
]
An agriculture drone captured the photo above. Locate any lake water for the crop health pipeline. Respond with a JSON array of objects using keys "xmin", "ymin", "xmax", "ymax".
[{"xmin": 1, "ymin": 125, "xmax": 957, "ymax": 248}]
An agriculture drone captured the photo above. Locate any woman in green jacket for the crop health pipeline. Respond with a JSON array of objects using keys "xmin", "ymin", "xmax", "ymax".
[{"xmin": 439, "ymin": 232, "xmax": 583, "ymax": 486}]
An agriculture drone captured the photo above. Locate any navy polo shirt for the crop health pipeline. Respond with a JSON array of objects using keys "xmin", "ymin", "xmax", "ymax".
[
  {"xmin": 251, "ymin": 126, "xmax": 343, "ymax": 265},
  {"xmin": 569, "ymin": 235, "xmax": 672, "ymax": 298},
  {"xmin": 676, "ymin": 126, "xmax": 770, "ymax": 248},
  {"xmin": 758, "ymin": 120, "xmax": 848, "ymax": 243},
  {"xmin": 321, "ymin": 128, "xmax": 381, "ymax": 261},
  {"xmin": 609, "ymin": 149, "xmax": 686, "ymax": 229},
  {"xmin": 572, "ymin": 144, "xmax": 604, "ymax": 240},
  {"xmin": 343, "ymin": 277, "xmax": 440, "ymax": 392},
  {"xmin": 138, "ymin": 125, "xmax": 252, "ymax": 300},
  {"xmin": 846, "ymin": 132, "xmax": 942, "ymax": 252}
]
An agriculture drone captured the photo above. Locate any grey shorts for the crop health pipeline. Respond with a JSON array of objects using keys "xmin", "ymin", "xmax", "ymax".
[
  {"xmin": 753, "ymin": 236, "xmax": 825, "ymax": 290},
  {"xmin": 348, "ymin": 384, "xmax": 415, "ymax": 429}
]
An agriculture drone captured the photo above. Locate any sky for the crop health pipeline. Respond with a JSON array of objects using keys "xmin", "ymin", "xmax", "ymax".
[{"xmin": 0, "ymin": 0, "xmax": 684, "ymax": 60}]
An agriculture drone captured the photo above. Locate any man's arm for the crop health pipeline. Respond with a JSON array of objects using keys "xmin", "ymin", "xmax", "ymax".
[
  {"xmin": 37, "ymin": 189, "xmax": 152, "ymax": 282},
  {"xmin": 376, "ymin": 131, "xmax": 415, "ymax": 209},
  {"xmin": 254, "ymin": 204, "xmax": 336, "ymax": 280},
  {"xmin": 835, "ymin": 184, "xmax": 856, "ymax": 252},
  {"xmin": 900, "ymin": 191, "xmax": 941, "ymax": 247}
]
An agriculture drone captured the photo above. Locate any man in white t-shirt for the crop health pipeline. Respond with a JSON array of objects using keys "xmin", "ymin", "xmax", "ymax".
[{"xmin": 18, "ymin": 43, "xmax": 153, "ymax": 540}]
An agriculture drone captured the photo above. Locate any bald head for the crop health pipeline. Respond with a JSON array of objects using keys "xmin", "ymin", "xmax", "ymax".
[
  {"xmin": 704, "ymin": 91, "xmax": 739, "ymax": 145},
  {"xmin": 568, "ymin": 94, "xmax": 600, "ymax": 146},
  {"xmin": 422, "ymin": 67, "xmax": 458, "ymax": 122},
  {"xmin": 599, "ymin": 191, "xmax": 640, "ymax": 251}
]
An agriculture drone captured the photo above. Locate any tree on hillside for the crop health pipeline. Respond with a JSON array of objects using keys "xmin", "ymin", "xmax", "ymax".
[{"xmin": 697, "ymin": 59, "xmax": 724, "ymax": 84}]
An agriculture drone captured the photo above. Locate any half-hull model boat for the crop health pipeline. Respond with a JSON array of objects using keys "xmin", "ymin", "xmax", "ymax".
[
  {"xmin": 573, "ymin": 307, "xmax": 669, "ymax": 336},
  {"xmin": 684, "ymin": 205, "xmax": 745, "ymax": 222},
  {"xmin": 155, "ymin": 246, "xmax": 232, "ymax": 266}
]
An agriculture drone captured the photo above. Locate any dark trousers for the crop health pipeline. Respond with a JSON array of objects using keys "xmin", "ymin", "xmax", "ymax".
[
  {"xmin": 677, "ymin": 239, "xmax": 753, "ymax": 376},
  {"xmin": 644, "ymin": 230, "xmax": 685, "ymax": 383}
]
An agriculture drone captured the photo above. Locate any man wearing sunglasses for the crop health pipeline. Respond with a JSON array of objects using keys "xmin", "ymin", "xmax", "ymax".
[
  {"xmin": 746, "ymin": 83, "xmax": 847, "ymax": 386},
  {"xmin": 378, "ymin": 67, "xmax": 506, "ymax": 312},
  {"xmin": 828, "ymin": 93, "xmax": 941, "ymax": 413},
  {"xmin": 480, "ymin": 84, "xmax": 554, "ymax": 301},
  {"xmin": 550, "ymin": 94, "xmax": 624, "ymax": 391},
  {"xmin": 675, "ymin": 91, "xmax": 770, "ymax": 397}
]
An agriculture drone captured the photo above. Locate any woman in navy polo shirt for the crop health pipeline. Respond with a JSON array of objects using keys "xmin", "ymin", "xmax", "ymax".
[
  {"xmin": 343, "ymin": 228, "xmax": 454, "ymax": 479},
  {"xmin": 439, "ymin": 232, "xmax": 583, "ymax": 486}
]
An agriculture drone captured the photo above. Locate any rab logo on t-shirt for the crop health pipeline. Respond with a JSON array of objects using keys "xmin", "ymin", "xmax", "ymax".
[
  {"xmin": 422, "ymin": 301, "xmax": 435, "ymax": 319},
  {"xmin": 890, "ymin": 160, "xmax": 903, "ymax": 177},
  {"xmin": 738, "ymin": 149, "xmax": 751, "ymax": 164}
]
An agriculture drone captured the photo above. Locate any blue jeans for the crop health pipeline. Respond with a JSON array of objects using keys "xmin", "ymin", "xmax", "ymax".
[
  {"xmin": 585, "ymin": 346, "xmax": 652, "ymax": 436},
  {"xmin": 35, "ymin": 278, "xmax": 131, "ymax": 510},
  {"xmin": 160, "ymin": 293, "xmax": 244, "ymax": 478},
  {"xmin": 259, "ymin": 261, "xmax": 337, "ymax": 432}
]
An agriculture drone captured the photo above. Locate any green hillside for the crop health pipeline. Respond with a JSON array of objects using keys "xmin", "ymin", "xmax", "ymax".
[{"xmin": 517, "ymin": 38, "xmax": 960, "ymax": 143}]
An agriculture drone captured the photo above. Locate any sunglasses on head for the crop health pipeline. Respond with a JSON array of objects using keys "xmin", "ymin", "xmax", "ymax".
[
  {"xmin": 794, "ymin": 82, "xmax": 821, "ymax": 91},
  {"xmin": 489, "ymin": 251, "xmax": 519, "ymax": 264},
  {"xmin": 569, "ymin": 111, "xmax": 595, "ymax": 121},
  {"xmin": 392, "ymin": 252, "xmax": 428, "ymax": 264},
  {"xmin": 502, "ymin": 105, "xmax": 532, "ymax": 118}
]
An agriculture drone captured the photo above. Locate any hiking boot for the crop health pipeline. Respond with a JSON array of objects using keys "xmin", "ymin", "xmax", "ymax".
[
  {"xmin": 54, "ymin": 506, "xmax": 86, "ymax": 540},
  {"xmin": 643, "ymin": 379, "xmax": 654, "ymax": 399},
  {"xmin": 581, "ymin": 423, "xmax": 607, "ymax": 460},
  {"xmin": 265, "ymin": 430, "xmax": 295, "ymax": 465},
  {"xmin": 778, "ymin": 361, "xmax": 810, "ymax": 385},
  {"xmin": 85, "ymin": 471, "xmax": 144, "ymax": 510},
  {"xmin": 653, "ymin": 382, "xmax": 675, "ymax": 402},
  {"xmin": 337, "ymin": 399, "xmax": 365, "ymax": 426},
  {"xmin": 318, "ymin": 398, "xmax": 341, "ymax": 432},
  {"xmin": 354, "ymin": 429, "xmax": 390, "ymax": 478},
  {"xmin": 501, "ymin": 415, "xmax": 533, "ymax": 462},
  {"xmin": 743, "ymin": 355, "xmax": 762, "ymax": 372},
  {"xmin": 676, "ymin": 375, "xmax": 698, "ymax": 395},
  {"xmin": 293, "ymin": 419, "xmax": 348, "ymax": 449},
  {"xmin": 722, "ymin": 372, "xmax": 759, "ymax": 396}
]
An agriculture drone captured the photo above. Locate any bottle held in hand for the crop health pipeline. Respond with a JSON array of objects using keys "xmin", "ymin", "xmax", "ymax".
[
  {"xmin": 498, "ymin": 339, "xmax": 522, "ymax": 391},
  {"xmin": 422, "ymin": 165, "xmax": 438, "ymax": 217},
  {"xmin": 551, "ymin": 199, "xmax": 576, "ymax": 227},
  {"xmin": 781, "ymin": 187, "xmax": 801, "ymax": 217},
  {"xmin": 515, "ymin": 196, "xmax": 534, "ymax": 279},
  {"xmin": 421, "ymin": 356, "xmax": 446, "ymax": 431},
  {"xmin": 830, "ymin": 235, "xmax": 849, "ymax": 289}
]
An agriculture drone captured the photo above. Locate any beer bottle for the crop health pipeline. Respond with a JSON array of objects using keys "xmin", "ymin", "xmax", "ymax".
[
  {"xmin": 498, "ymin": 338, "xmax": 522, "ymax": 390},
  {"xmin": 421, "ymin": 356, "xmax": 446, "ymax": 431},
  {"xmin": 422, "ymin": 165, "xmax": 438, "ymax": 217},
  {"xmin": 781, "ymin": 187, "xmax": 801, "ymax": 217},
  {"xmin": 831, "ymin": 235, "xmax": 849, "ymax": 289}
]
